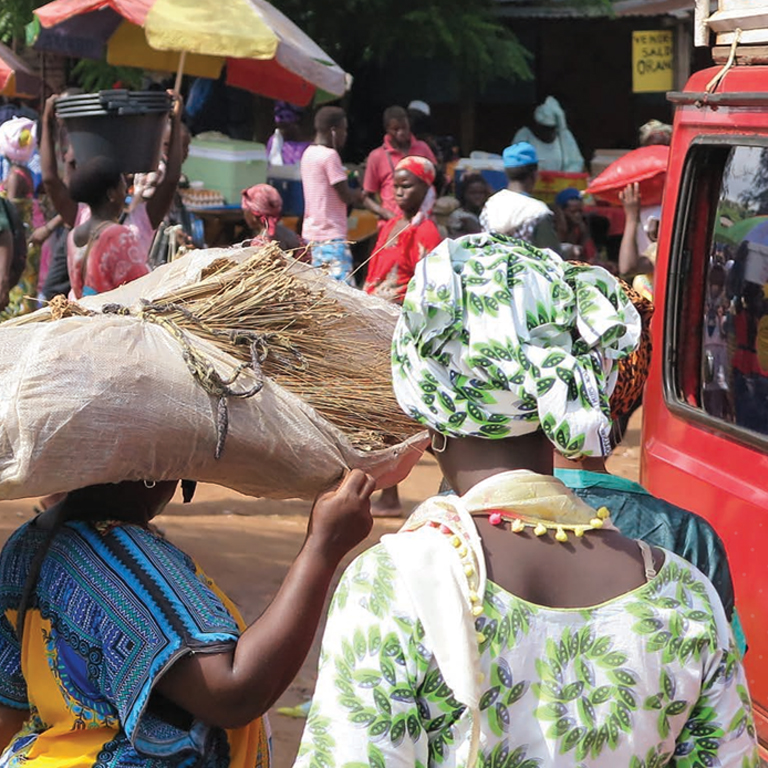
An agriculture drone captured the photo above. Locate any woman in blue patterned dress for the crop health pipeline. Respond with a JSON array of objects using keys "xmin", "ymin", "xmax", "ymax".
[{"xmin": 0, "ymin": 473, "xmax": 374, "ymax": 767}]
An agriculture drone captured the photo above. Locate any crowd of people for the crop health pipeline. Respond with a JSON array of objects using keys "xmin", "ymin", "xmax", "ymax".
[{"xmin": 0, "ymin": 88, "xmax": 760, "ymax": 768}]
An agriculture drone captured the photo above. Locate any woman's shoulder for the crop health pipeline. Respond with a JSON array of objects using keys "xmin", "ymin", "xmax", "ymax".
[{"xmin": 625, "ymin": 548, "xmax": 733, "ymax": 642}]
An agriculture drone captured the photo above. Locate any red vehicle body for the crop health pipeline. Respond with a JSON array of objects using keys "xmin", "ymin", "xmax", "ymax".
[{"xmin": 642, "ymin": 65, "xmax": 768, "ymax": 757}]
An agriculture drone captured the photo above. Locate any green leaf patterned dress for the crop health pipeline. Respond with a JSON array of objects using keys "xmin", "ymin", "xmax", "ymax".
[{"xmin": 295, "ymin": 541, "xmax": 758, "ymax": 768}]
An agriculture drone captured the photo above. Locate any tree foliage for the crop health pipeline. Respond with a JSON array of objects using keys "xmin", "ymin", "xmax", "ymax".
[
  {"xmin": 0, "ymin": 0, "xmax": 38, "ymax": 46},
  {"xmin": 273, "ymin": 0, "xmax": 609, "ymax": 89}
]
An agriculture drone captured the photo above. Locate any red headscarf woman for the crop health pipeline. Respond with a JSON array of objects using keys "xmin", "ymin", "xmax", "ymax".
[
  {"xmin": 241, "ymin": 183, "xmax": 308, "ymax": 260},
  {"xmin": 364, "ymin": 156, "xmax": 443, "ymax": 304}
]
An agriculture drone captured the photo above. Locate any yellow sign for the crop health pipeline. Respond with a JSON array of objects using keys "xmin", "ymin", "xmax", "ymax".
[{"xmin": 632, "ymin": 30, "xmax": 674, "ymax": 93}]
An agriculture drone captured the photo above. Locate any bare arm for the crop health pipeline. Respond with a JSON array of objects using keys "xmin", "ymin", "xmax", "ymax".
[
  {"xmin": 5, "ymin": 171, "xmax": 29, "ymax": 201},
  {"xmin": 145, "ymin": 96, "xmax": 183, "ymax": 230},
  {"xmin": 156, "ymin": 470, "xmax": 375, "ymax": 730},
  {"xmin": 0, "ymin": 704, "xmax": 27, "ymax": 752},
  {"xmin": 30, "ymin": 214, "xmax": 63, "ymax": 247},
  {"xmin": 0, "ymin": 229, "xmax": 13, "ymax": 312},
  {"xmin": 363, "ymin": 190, "xmax": 395, "ymax": 220},
  {"xmin": 333, "ymin": 179, "xmax": 364, "ymax": 208},
  {"xmin": 41, "ymin": 95, "xmax": 79, "ymax": 227},
  {"xmin": 618, "ymin": 182, "xmax": 641, "ymax": 276}
]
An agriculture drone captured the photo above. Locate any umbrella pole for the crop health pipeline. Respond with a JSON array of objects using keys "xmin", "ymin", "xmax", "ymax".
[{"xmin": 174, "ymin": 51, "xmax": 187, "ymax": 95}]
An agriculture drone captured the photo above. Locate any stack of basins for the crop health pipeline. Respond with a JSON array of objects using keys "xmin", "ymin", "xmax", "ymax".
[{"xmin": 56, "ymin": 90, "xmax": 172, "ymax": 172}]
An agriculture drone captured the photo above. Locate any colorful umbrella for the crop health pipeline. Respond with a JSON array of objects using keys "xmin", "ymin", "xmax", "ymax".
[
  {"xmin": 0, "ymin": 42, "xmax": 44, "ymax": 99},
  {"xmin": 714, "ymin": 215, "xmax": 768, "ymax": 246},
  {"xmin": 33, "ymin": 0, "xmax": 348, "ymax": 106}
]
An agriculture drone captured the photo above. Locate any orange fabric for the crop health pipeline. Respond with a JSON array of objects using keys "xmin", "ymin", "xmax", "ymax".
[{"xmin": 36, "ymin": 0, "xmax": 153, "ymax": 27}]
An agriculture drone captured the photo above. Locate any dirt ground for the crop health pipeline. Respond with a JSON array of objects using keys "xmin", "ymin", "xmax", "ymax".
[{"xmin": 0, "ymin": 412, "xmax": 641, "ymax": 768}]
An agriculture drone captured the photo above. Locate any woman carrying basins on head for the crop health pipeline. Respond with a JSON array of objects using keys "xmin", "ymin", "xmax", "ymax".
[{"xmin": 296, "ymin": 233, "xmax": 759, "ymax": 768}]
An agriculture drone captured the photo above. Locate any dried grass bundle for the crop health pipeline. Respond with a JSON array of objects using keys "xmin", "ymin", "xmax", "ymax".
[{"xmin": 32, "ymin": 244, "xmax": 422, "ymax": 452}]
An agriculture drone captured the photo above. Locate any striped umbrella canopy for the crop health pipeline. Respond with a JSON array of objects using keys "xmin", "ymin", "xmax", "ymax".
[
  {"xmin": 0, "ymin": 42, "xmax": 43, "ymax": 99},
  {"xmin": 33, "ymin": 0, "xmax": 348, "ymax": 106}
]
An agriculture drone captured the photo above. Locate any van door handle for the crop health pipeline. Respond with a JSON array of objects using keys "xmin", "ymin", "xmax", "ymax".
[{"xmin": 703, "ymin": 350, "xmax": 715, "ymax": 384}]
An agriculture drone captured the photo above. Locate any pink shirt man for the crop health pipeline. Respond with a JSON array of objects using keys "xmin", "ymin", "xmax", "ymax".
[
  {"xmin": 301, "ymin": 144, "xmax": 349, "ymax": 242},
  {"xmin": 363, "ymin": 134, "xmax": 436, "ymax": 217}
]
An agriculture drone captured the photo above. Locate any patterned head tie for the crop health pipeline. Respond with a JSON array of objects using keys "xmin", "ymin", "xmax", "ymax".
[
  {"xmin": 395, "ymin": 155, "xmax": 436, "ymax": 187},
  {"xmin": 391, "ymin": 234, "xmax": 642, "ymax": 458}
]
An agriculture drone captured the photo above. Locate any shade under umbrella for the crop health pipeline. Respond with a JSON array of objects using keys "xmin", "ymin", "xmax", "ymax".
[
  {"xmin": 34, "ymin": 0, "xmax": 348, "ymax": 106},
  {"xmin": 0, "ymin": 41, "xmax": 44, "ymax": 99}
]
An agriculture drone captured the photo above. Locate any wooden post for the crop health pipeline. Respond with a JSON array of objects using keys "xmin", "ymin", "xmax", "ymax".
[{"xmin": 674, "ymin": 16, "xmax": 692, "ymax": 90}]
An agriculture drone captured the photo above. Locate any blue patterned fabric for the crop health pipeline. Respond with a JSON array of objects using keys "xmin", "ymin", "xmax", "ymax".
[{"xmin": 0, "ymin": 519, "xmax": 246, "ymax": 767}]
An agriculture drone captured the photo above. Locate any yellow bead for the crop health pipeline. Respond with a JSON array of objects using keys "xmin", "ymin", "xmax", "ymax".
[
  {"xmin": 476, "ymin": 632, "xmax": 485, "ymax": 643},
  {"xmin": 476, "ymin": 672, "xmax": 485, "ymax": 683},
  {"xmin": 590, "ymin": 517, "xmax": 604, "ymax": 529},
  {"xmin": 574, "ymin": 528, "xmax": 585, "ymax": 538},
  {"xmin": 451, "ymin": 536, "xmax": 461, "ymax": 548},
  {"xmin": 555, "ymin": 527, "xmax": 568, "ymax": 543},
  {"xmin": 465, "ymin": 564, "xmax": 475, "ymax": 577},
  {"xmin": 469, "ymin": 590, "xmax": 479, "ymax": 603},
  {"xmin": 458, "ymin": 545, "xmax": 468, "ymax": 557},
  {"xmin": 472, "ymin": 605, "xmax": 484, "ymax": 617},
  {"xmin": 534, "ymin": 523, "xmax": 548, "ymax": 537},
  {"xmin": 597, "ymin": 506, "xmax": 610, "ymax": 520},
  {"xmin": 511, "ymin": 518, "xmax": 525, "ymax": 533}
]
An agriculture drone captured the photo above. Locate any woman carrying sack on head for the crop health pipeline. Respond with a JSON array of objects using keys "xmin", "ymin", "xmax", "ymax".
[
  {"xmin": 295, "ymin": 234, "xmax": 759, "ymax": 768},
  {"xmin": 0, "ymin": 472, "xmax": 375, "ymax": 767}
]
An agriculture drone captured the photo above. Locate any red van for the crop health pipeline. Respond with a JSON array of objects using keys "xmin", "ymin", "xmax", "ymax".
[{"xmin": 641, "ymin": 5, "xmax": 768, "ymax": 757}]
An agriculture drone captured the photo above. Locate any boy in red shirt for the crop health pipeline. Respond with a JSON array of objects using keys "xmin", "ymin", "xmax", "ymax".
[{"xmin": 363, "ymin": 106, "xmax": 436, "ymax": 223}]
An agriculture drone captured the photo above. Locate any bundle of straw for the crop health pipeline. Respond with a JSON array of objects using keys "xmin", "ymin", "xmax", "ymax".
[{"xmin": 36, "ymin": 244, "xmax": 423, "ymax": 452}]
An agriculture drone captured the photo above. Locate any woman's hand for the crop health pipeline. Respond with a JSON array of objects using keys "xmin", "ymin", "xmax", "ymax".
[
  {"xmin": 43, "ymin": 94, "xmax": 58, "ymax": 126},
  {"xmin": 306, "ymin": 470, "xmax": 375, "ymax": 565},
  {"xmin": 619, "ymin": 182, "xmax": 641, "ymax": 220},
  {"xmin": 29, "ymin": 225, "xmax": 51, "ymax": 247}
]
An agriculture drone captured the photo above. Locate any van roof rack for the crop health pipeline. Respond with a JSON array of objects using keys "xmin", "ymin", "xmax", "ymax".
[{"xmin": 696, "ymin": 0, "xmax": 768, "ymax": 63}]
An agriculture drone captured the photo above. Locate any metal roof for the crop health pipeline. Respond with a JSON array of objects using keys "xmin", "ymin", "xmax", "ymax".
[
  {"xmin": 494, "ymin": 0, "xmax": 613, "ymax": 18},
  {"xmin": 494, "ymin": 0, "xmax": 709, "ymax": 19}
]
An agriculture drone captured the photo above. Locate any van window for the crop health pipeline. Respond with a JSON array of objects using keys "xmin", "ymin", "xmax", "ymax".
[{"xmin": 668, "ymin": 142, "xmax": 768, "ymax": 445}]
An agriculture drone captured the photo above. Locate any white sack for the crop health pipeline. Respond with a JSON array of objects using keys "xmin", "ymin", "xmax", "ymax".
[{"xmin": 0, "ymin": 247, "xmax": 427, "ymax": 500}]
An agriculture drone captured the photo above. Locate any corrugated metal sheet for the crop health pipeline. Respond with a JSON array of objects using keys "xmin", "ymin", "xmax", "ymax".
[
  {"xmin": 494, "ymin": 0, "xmax": 709, "ymax": 19},
  {"xmin": 613, "ymin": 0, "xmax": 711, "ymax": 17},
  {"xmin": 494, "ymin": 0, "xmax": 612, "ymax": 18}
]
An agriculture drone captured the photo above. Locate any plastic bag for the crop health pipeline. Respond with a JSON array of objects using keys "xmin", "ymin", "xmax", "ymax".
[
  {"xmin": 0, "ymin": 248, "xmax": 427, "ymax": 501},
  {"xmin": 585, "ymin": 145, "xmax": 669, "ymax": 206}
]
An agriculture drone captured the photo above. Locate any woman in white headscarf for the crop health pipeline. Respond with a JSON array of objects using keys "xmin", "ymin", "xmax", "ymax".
[
  {"xmin": 294, "ymin": 233, "xmax": 759, "ymax": 768},
  {"xmin": 513, "ymin": 96, "xmax": 585, "ymax": 173}
]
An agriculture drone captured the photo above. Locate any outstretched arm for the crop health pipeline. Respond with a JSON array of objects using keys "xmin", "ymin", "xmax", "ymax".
[
  {"xmin": 363, "ymin": 191, "xmax": 395, "ymax": 220},
  {"xmin": 40, "ymin": 95, "xmax": 78, "ymax": 227},
  {"xmin": 618, "ymin": 182, "xmax": 641, "ymax": 276},
  {"xmin": 156, "ymin": 469, "xmax": 375, "ymax": 729},
  {"xmin": 145, "ymin": 95, "xmax": 183, "ymax": 230},
  {"xmin": 333, "ymin": 179, "xmax": 364, "ymax": 208}
]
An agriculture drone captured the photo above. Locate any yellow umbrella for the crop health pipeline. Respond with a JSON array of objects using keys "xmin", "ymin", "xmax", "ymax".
[{"xmin": 35, "ymin": 0, "xmax": 348, "ymax": 105}]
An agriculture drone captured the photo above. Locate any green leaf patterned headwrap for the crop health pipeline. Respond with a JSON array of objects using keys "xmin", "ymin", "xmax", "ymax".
[{"xmin": 391, "ymin": 234, "xmax": 642, "ymax": 458}]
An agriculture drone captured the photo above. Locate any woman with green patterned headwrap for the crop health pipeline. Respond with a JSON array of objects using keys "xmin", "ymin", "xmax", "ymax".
[{"xmin": 295, "ymin": 234, "xmax": 759, "ymax": 768}]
